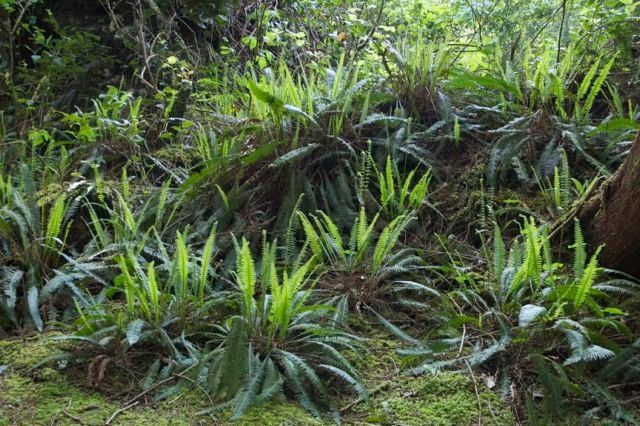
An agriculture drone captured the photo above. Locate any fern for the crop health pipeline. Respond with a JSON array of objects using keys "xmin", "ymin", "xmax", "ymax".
[
  {"xmin": 236, "ymin": 238, "xmax": 256, "ymax": 318},
  {"xmin": 174, "ymin": 231, "xmax": 189, "ymax": 301},
  {"xmin": 571, "ymin": 219, "xmax": 587, "ymax": 281},
  {"xmin": 220, "ymin": 316, "xmax": 249, "ymax": 396},
  {"xmin": 198, "ymin": 224, "xmax": 217, "ymax": 302},
  {"xmin": 577, "ymin": 58, "xmax": 601, "ymax": 104},
  {"xmin": 493, "ymin": 222, "xmax": 506, "ymax": 281},
  {"xmin": 573, "ymin": 246, "xmax": 603, "ymax": 309},
  {"xmin": 231, "ymin": 357, "xmax": 269, "ymax": 420},
  {"xmin": 371, "ymin": 213, "xmax": 414, "ymax": 275},
  {"xmin": 44, "ymin": 195, "xmax": 66, "ymax": 252},
  {"xmin": 580, "ymin": 54, "xmax": 618, "ymax": 120},
  {"xmin": 509, "ymin": 217, "xmax": 544, "ymax": 296},
  {"xmin": 126, "ymin": 318, "xmax": 146, "ymax": 346},
  {"xmin": 376, "ymin": 155, "xmax": 431, "ymax": 217},
  {"xmin": 190, "ymin": 239, "xmax": 362, "ymax": 421},
  {"xmin": 146, "ymin": 262, "xmax": 160, "ymax": 324}
]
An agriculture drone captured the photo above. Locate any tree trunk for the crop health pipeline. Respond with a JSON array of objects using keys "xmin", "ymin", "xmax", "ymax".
[{"xmin": 579, "ymin": 132, "xmax": 640, "ymax": 277}]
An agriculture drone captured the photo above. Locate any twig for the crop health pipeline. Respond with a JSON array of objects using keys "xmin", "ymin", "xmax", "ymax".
[
  {"xmin": 557, "ymin": 0, "xmax": 568, "ymax": 63},
  {"xmin": 530, "ymin": 2, "xmax": 566, "ymax": 48},
  {"xmin": 621, "ymin": 395, "xmax": 640, "ymax": 405},
  {"xmin": 135, "ymin": 0, "xmax": 157, "ymax": 91},
  {"xmin": 50, "ymin": 410, "xmax": 60, "ymax": 426},
  {"xmin": 105, "ymin": 401, "xmax": 139, "ymax": 425},
  {"xmin": 457, "ymin": 324, "xmax": 467, "ymax": 358},
  {"xmin": 6, "ymin": 0, "xmax": 29, "ymax": 73},
  {"xmin": 120, "ymin": 362, "xmax": 198, "ymax": 407},
  {"xmin": 349, "ymin": 0, "xmax": 386, "ymax": 64},
  {"xmin": 172, "ymin": 372, "xmax": 215, "ymax": 407},
  {"xmin": 462, "ymin": 0, "xmax": 482, "ymax": 47},
  {"xmin": 609, "ymin": 380, "xmax": 640, "ymax": 390},
  {"xmin": 485, "ymin": 395, "xmax": 500, "ymax": 423},
  {"xmin": 62, "ymin": 410, "xmax": 86, "ymax": 425},
  {"xmin": 340, "ymin": 381, "xmax": 392, "ymax": 413},
  {"xmin": 465, "ymin": 360, "xmax": 483, "ymax": 426}
]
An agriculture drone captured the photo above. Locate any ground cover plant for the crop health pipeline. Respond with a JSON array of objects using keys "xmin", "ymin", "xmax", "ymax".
[{"xmin": 1, "ymin": 0, "xmax": 639, "ymax": 424}]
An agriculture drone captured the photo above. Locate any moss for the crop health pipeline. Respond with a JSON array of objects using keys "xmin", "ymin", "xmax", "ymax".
[
  {"xmin": 1, "ymin": 371, "xmax": 118, "ymax": 425},
  {"xmin": 0, "ymin": 333, "xmax": 514, "ymax": 426},
  {"xmin": 342, "ymin": 331, "xmax": 513, "ymax": 425},
  {"xmin": 0, "ymin": 334, "xmax": 68, "ymax": 370},
  {"xmin": 229, "ymin": 403, "xmax": 326, "ymax": 426},
  {"xmin": 0, "ymin": 367, "xmax": 326, "ymax": 426},
  {"xmin": 0, "ymin": 369, "xmax": 193, "ymax": 425},
  {"xmin": 0, "ymin": 335, "xmax": 325, "ymax": 425},
  {"xmin": 353, "ymin": 372, "xmax": 513, "ymax": 426}
]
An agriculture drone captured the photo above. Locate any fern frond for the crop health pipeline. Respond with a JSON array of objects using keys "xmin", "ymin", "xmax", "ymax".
[
  {"xmin": 571, "ymin": 219, "xmax": 586, "ymax": 280},
  {"xmin": 493, "ymin": 222, "xmax": 506, "ymax": 281},
  {"xmin": 199, "ymin": 223, "xmax": 217, "ymax": 301},
  {"xmin": 574, "ymin": 246, "xmax": 603, "ymax": 308},
  {"xmin": 581, "ymin": 54, "xmax": 617, "ymax": 119}
]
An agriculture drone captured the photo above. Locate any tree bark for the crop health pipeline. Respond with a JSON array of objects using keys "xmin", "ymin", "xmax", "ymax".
[{"xmin": 579, "ymin": 132, "xmax": 640, "ymax": 277}]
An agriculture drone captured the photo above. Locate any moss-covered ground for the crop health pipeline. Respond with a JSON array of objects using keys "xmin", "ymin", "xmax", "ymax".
[{"xmin": 0, "ymin": 333, "xmax": 513, "ymax": 425}]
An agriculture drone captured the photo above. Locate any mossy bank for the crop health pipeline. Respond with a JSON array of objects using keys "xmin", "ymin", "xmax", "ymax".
[{"xmin": 0, "ymin": 334, "xmax": 513, "ymax": 425}]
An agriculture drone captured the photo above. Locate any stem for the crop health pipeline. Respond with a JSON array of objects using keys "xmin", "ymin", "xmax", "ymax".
[
  {"xmin": 349, "ymin": 0, "xmax": 386, "ymax": 65},
  {"xmin": 557, "ymin": 0, "xmax": 568, "ymax": 63},
  {"xmin": 5, "ymin": 0, "xmax": 30, "ymax": 75},
  {"xmin": 463, "ymin": 0, "xmax": 482, "ymax": 47}
]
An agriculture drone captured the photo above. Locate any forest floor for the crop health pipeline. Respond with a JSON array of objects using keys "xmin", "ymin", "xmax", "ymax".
[{"xmin": 0, "ymin": 330, "xmax": 514, "ymax": 425}]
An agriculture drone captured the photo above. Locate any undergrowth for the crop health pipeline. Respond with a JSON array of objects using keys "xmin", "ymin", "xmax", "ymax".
[{"xmin": 1, "ymin": 0, "xmax": 639, "ymax": 424}]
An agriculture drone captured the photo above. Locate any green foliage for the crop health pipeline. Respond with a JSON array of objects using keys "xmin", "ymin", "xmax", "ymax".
[
  {"xmin": 447, "ymin": 44, "xmax": 632, "ymax": 187},
  {"xmin": 393, "ymin": 217, "xmax": 637, "ymax": 420},
  {"xmin": 1, "ymin": 0, "xmax": 639, "ymax": 422},
  {"xmin": 68, "ymin": 224, "xmax": 219, "ymax": 366},
  {"xmin": 0, "ymin": 165, "xmax": 88, "ymax": 331},
  {"xmin": 377, "ymin": 154, "xmax": 432, "ymax": 218},
  {"xmin": 298, "ymin": 207, "xmax": 417, "ymax": 284},
  {"xmin": 192, "ymin": 240, "xmax": 366, "ymax": 420},
  {"xmin": 383, "ymin": 40, "xmax": 452, "ymax": 120}
]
